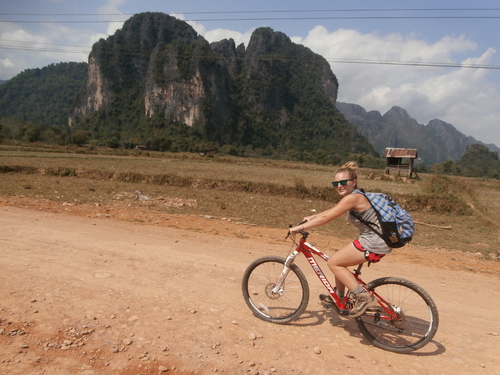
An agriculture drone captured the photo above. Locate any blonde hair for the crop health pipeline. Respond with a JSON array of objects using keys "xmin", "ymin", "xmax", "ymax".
[{"xmin": 335, "ymin": 161, "xmax": 359, "ymax": 186}]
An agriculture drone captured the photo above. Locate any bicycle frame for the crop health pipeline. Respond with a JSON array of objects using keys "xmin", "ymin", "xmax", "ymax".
[
  {"xmin": 243, "ymin": 229, "xmax": 439, "ymax": 352},
  {"xmin": 274, "ymin": 232, "xmax": 399, "ymax": 320}
]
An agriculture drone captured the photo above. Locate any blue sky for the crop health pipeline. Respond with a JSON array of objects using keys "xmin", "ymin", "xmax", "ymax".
[{"xmin": 1, "ymin": 0, "xmax": 500, "ymax": 147}]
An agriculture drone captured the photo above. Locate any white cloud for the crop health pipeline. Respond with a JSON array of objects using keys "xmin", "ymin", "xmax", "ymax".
[
  {"xmin": 203, "ymin": 28, "xmax": 253, "ymax": 47},
  {"xmin": 98, "ymin": 0, "xmax": 126, "ymax": 14},
  {"xmin": 171, "ymin": 13, "xmax": 253, "ymax": 47},
  {"xmin": 1, "ymin": 58, "xmax": 14, "ymax": 68},
  {"xmin": 293, "ymin": 26, "xmax": 500, "ymax": 145},
  {"xmin": 106, "ymin": 21, "xmax": 124, "ymax": 36},
  {"xmin": 99, "ymin": 0, "xmax": 126, "ymax": 37}
]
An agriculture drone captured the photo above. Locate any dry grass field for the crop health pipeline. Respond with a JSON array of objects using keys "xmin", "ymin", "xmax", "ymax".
[{"xmin": 1, "ymin": 145, "xmax": 499, "ymax": 259}]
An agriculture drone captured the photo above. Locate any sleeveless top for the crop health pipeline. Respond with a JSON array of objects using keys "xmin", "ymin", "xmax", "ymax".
[{"xmin": 347, "ymin": 206, "xmax": 393, "ymax": 255}]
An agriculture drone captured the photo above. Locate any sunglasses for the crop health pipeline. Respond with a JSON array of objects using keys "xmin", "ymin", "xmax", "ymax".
[{"xmin": 332, "ymin": 178, "xmax": 354, "ymax": 187}]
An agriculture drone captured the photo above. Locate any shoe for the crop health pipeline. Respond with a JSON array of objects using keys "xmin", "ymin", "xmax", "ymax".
[{"xmin": 348, "ymin": 291, "xmax": 378, "ymax": 318}]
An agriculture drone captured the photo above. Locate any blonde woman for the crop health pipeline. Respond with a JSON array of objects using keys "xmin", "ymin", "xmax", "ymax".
[{"xmin": 289, "ymin": 161, "xmax": 392, "ymax": 317}]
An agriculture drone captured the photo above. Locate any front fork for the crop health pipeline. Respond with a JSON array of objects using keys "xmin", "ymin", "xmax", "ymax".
[{"xmin": 270, "ymin": 250, "xmax": 299, "ymax": 295}]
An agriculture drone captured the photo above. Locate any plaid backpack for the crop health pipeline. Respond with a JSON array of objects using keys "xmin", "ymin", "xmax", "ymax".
[{"xmin": 351, "ymin": 189, "xmax": 414, "ymax": 248}]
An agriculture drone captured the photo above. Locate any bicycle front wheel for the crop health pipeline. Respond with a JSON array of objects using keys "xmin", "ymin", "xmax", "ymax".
[
  {"xmin": 357, "ymin": 277, "xmax": 439, "ymax": 353},
  {"xmin": 242, "ymin": 255, "xmax": 309, "ymax": 324}
]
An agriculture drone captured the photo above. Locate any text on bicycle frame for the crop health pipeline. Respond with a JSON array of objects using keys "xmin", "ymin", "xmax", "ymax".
[{"xmin": 306, "ymin": 256, "xmax": 335, "ymax": 295}]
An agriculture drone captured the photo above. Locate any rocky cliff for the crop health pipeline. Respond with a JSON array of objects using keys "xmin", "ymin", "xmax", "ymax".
[
  {"xmin": 70, "ymin": 13, "xmax": 216, "ymax": 127},
  {"xmin": 68, "ymin": 12, "xmax": 374, "ymax": 160}
]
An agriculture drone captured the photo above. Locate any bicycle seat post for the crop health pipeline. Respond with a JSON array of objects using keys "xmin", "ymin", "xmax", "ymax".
[{"xmin": 354, "ymin": 263, "xmax": 363, "ymax": 275}]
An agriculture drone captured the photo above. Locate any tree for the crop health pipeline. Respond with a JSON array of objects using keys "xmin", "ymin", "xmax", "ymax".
[
  {"xmin": 458, "ymin": 143, "xmax": 500, "ymax": 177},
  {"xmin": 71, "ymin": 130, "xmax": 89, "ymax": 146},
  {"xmin": 22, "ymin": 126, "xmax": 41, "ymax": 143}
]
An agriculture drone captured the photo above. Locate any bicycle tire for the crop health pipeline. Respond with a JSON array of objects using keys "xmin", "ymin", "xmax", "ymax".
[
  {"xmin": 242, "ymin": 255, "xmax": 309, "ymax": 324},
  {"xmin": 357, "ymin": 277, "xmax": 439, "ymax": 353}
]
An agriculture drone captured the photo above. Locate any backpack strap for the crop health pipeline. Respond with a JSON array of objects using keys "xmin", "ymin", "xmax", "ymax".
[{"xmin": 349, "ymin": 189, "xmax": 385, "ymax": 240}]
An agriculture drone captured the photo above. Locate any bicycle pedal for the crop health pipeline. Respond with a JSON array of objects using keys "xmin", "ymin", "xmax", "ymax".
[
  {"xmin": 321, "ymin": 302, "xmax": 335, "ymax": 309},
  {"xmin": 339, "ymin": 309, "xmax": 351, "ymax": 316}
]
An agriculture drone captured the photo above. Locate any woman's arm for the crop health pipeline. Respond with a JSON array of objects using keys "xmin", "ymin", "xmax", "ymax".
[{"xmin": 289, "ymin": 193, "xmax": 369, "ymax": 233}]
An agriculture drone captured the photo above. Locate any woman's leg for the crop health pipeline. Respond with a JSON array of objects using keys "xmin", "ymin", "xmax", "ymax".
[
  {"xmin": 328, "ymin": 242, "xmax": 378, "ymax": 317},
  {"xmin": 327, "ymin": 242, "xmax": 367, "ymax": 294}
]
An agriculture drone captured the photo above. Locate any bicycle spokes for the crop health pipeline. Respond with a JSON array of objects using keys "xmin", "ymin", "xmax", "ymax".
[
  {"xmin": 357, "ymin": 278, "xmax": 439, "ymax": 353},
  {"xmin": 242, "ymin": 256, "xmax": 310, "ymax": 324}
]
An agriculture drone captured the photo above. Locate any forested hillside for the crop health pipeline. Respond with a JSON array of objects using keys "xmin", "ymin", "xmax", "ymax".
[
  {"xmin": 70, "ymin": 13, "xmax": 375, "ymax": 162},
  {"xmin": 0, "ymin": 13, "xmax": 376, "ymax": 164},
  {"xmin": 0, "ymin": 62, "xmax": 87, "ymax": 128}
]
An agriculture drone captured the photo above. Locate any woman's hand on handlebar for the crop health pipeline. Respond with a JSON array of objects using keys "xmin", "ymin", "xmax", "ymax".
[
  {"xmin": 288, "ymin": 220, "xmax": 308, "ymax": 235},
  {"xmin": 290, "ymin": 213, "xmax": 318, "ymax": 233}
]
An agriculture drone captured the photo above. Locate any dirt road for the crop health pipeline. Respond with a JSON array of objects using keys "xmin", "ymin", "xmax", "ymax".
[{"xmin": 1, "ymin": 204, "xmax": 499, "ymax": 375}]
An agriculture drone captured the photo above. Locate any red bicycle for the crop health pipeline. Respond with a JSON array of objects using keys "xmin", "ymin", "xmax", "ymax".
[{"xmin": 242, "ymin": 228, "xmax": 439, "ymax": 353}]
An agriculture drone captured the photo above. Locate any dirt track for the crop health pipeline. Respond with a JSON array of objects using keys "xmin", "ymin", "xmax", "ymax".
[{"xmin": 1, "ymin": 203, "xmax": 500, "ymax": 375}]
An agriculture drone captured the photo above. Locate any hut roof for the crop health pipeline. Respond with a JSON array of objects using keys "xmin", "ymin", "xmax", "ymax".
[{"xmin": 383, "ymin": 148, "xmax": 418, "ymax": 159}]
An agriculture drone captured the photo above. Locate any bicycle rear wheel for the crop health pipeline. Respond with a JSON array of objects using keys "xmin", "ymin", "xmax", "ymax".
[
  {"xmin": 357, "ymin": 277, "xmax": 439, "ymax": 353},
  {"xmin": 242, "ymin": 255, "xmax": 309, "ymax": 324}
]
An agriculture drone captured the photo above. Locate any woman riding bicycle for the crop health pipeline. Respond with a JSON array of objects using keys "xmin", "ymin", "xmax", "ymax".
[{"xmin": 289, "ymin": 161, "xmax": 392, "ymax": 318}]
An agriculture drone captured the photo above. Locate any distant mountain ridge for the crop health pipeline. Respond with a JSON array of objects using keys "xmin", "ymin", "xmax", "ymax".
[{"xmin": 336, "ymin": 102, "xmax": 500, "ymax": 165}]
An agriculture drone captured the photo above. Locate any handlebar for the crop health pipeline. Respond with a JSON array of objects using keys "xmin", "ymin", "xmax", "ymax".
[{"xmin": 286, "ymin": 220, "xmax": 309, "ymax": 240}]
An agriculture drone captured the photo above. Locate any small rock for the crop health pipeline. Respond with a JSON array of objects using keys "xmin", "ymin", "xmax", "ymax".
[
  {"xmin": 344, "ymin": 353, "xmax": 356, "ymax": 359},
  {"xmin": 249, "ymin": 332, "xmax": 257, "ymax": 340},
  {"xmin": 158, "ymin": 365, "xmax": 168, "ymax": 372},
  {"xmin": 313, "ymin": 347, "xmax": 321, "ymax": 354}
]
